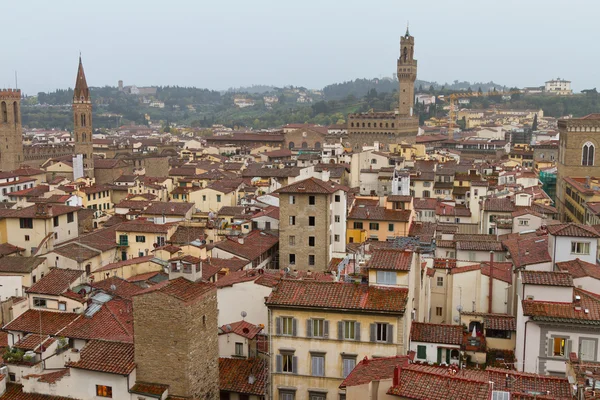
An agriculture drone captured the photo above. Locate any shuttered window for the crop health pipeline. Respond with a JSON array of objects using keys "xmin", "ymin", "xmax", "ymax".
[
  {"xmin": 311, "ymin": 354, "xmax": 325, "ymax": 377},
  {"xmin": 342, "ymin": 356, "xmax": 356, "ymax": 378},
  {"xmin": 581, "ymin": 339, "xmax": 596, "ymax": 361}
]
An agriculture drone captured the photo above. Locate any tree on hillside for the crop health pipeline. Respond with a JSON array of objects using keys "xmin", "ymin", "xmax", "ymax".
[{"xmin": 532, "ymin": 114, "xmax": 538, "ymax": 131}]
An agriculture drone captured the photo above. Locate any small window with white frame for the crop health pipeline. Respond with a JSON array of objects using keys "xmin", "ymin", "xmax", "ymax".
[{"xmin": 571, "ymin": 241, "xmax": 590, "ymax": 255}]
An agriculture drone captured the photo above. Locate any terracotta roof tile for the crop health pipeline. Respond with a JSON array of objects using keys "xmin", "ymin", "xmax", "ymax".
[
  {"xmin": 483, "ymin": 197, "xmax": 515, "ymax": 212},
  {"xmin": 462, "ymin": 312, "xmax": 516, "ymax": 331},
  {"xmin": 66, "ymin": 340, "xmax": 135, "ymax": 375},
  {"xmin": 94, "ymin": 255, "xmax": 157, "ymax": 273},
  {"xmin": 59, "ymin": 300, "xmax": 134, "ymax": 343},
  {"xmin": 455, "ymin": 240, "xmax": 503, "ymax": 252},
  {"xmin": 219, "ymin": 320, "xmax": 263, "ymax": 339},
  {"xmin": 130, "ymin": 382, "xmax": 169, "ymax": 397},
  {"xmin": 0, "ymin": 383, "xmax": 78, "ymax": 399},
  {"xmin": 134, "ymin": 277, "xmax": 215, "ymax": 304},
  {"xmin": 92, "ymin": 276, "xmax": 145, "ymax": 299},
  {"xmin": 23, "ymin": 369, "xmax": 69, "ymax": 384},
  {"xmin": 219, "ymin": 357, "xmax": 268, "ymax": 396},
  {"xmin": 522, "ymin": 288, "xmax": 600, "ymax": 324},
  {"xmin": 0, "ymin": 256, "xmax": 45, "ymax": 274},
  {"xmin": 410, "ymin": 322, "xmax": 463, "ymax": 345},
  {"xmin": 13, "ymin": 334, "xmax": 55, "ymax": 353},
  {"xmin": 348, "ymin": 204, "xmax": 412, "ymax": 222},
  {"xmin": 340, "ymin": 356, "xmax": 410, "ymax": 388},
  {"xmin": 521, "ymin": 270, "xmax": 573, "ymax": 287},
  {"xmin": 546, "ymin": 223, "xmax": 600, "ymax": 238},
  {"xmin": 213, "ymin": 232, "xmax": 278, "ymax": 261},
  {"xmin": 556, "ymin": 258, "xmax": 600, "ymax": 280},
  {"xmin": 503, "ymin": 236, "xmax": 551, "ymax": 268},
  {"xmin": 143, "ymin": 201, "xmax": 194, "ymax": 216},
  {"xmin": 3, "ymin": 310, "xmax": 79, "ymax": 335},
  {"xmin": 275, "ymin": 177, "xmax": 347, "ymax": 194},
  {"xmin": 368, "ymin": 249, "xmax": 412, "ymax": 271},
  {"xmin": 266, "ymin": 280, "xmax": 408, "ymax": 314},
  {"xmin": 26, "ymin": 268, "xmax": 83, "ymax": 296}
]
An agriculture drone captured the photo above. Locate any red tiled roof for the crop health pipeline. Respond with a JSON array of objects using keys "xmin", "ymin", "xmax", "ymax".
[
  {"xmin": 483, "ymin": 197, "xmax": 515, "ymax": 212},
  {"xmin": 450, "ymin": 262, "xmax": 513, "ymax": 284},
  {"xmin": 213, "ymin": 232, "xmax": 278, "ymax": 261},
  {"xmin": 522, "ymin": 288, "xmax": 600, "ymax": 324},
  {"xmin": 26, "ymin": 268, "xmax": 83, "ymax": 296},
  {"xmin": 59, "ymin": 300, "xmax": 134, "ymax": 343},
  {"xmin": 556, "ymin": 258, "xmax": 600, "ymax": 280},
  {"xmin": 134, "ymin": 277, "xmax": 215, "ymax": 304},
  {"xmin": 368, "ymin": 249, "xmax": 412, "ymax": 271},
  {"xmin": 521, "ymin": 270, "xmax": 573, "ymax": 287},
  {"xmin": 410, "ymin": 322, "xmax": 462, "ymax": 345},
  {"xmin": 219, "ymin": 357, "xmax": 268, "ymax": 396},
  {"xmin": 94, "ymin": 255, "xmax": 157, "ymax": 273},
  {"xmin": 462, "ymin": 312, "xmax": 516, "ymax": 331},
  {"xmin": 275, "ymin": 177, "xmax": 347, "ymax": 194},
  {"xmin": 219, "ymin": 320, "xmax": 263, "ymax": 339},
  {"xmin": 546, "ymin": 223, "xmax": 600, "ymax": 238},
  {"xmin": 266, "ymin": 280, "xmax": 408, "ymax": 314},
  {"xmin": 3, "ymin": 310, "xmax": 79, "ymax": 335},
  {"xmin": 455, "ymin": 240, "xmax": 503, "ymax": 252},
  {"xmin": 340, "ymin": 356, "xmax": 410, "ymax": 388},
  {"xmin": 126, "ymin": 271, "xmax": 162, "ymax": 282},
  {"xmin": 23, "ymin": 369, "xmax": 69, "ymax": 384},
  {"xmin": 348, "ymin": 204, "xmax": 412, "ymax": 222},
  {"xmin": 116, "ymin": 219, "xmax": 174, "ymax": 234},
  {"xmin": 503, "ymin": 236, "xmax": 551, "ymax": 268},
  {"xmin": 387, "ymin": 365, "xmax": 490, "ymax": 399},
  {"xmin": 13, "ymin": 334, "xmax": 55, "ymax": 353},
  {"xmin": 130, "ymin": 382, "xmax": 169, "ymax": 397},
  {"xmin": 66, "ymin": 340, "xmax": 135, "ymax": 375},
  {"xmin": 0, "ymin": 383, "xmax": 78, "ymax": 399},
  {"xmin": 92, "ymin": 276, "xmax": 145, "ymax": 299},
  {"xmin": 143, "ymin": 201, "xmax": 194, "ymax": 216}
]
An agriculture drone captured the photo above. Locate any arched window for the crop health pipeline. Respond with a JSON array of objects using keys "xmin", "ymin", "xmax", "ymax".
[
  {"xmin": 83, "ymin": 133, "xmax": 87, "ymax": 142},
  {"xmin": 1, "ymin": 102, "xmax": 6, "ymax": 123},
  {"xmin": 13, "ymin": 102, "xmax": 18, "ymax": 125},
  {"xmin": 583, "ymin": 141, "xmax": 595, "ymax": 166},
  {"xmin": 288, "ymin": 141, "xmax": 295, "ymax": 150},
  {"xmin": 403, "ymin": 47, "xmax": 408, "ymax": 62},
  {"xmin": 301, "ymin": 142, "xmax": 308, "ymax": 149},
  {"xmin": 350, "ymin": 122, "xmax": 354, "ymax": 127},
  {"xmin": 314, "ymin": 142, "xmax": 321, "ymax": 150},
  {"xmin": 362, "ymin": 122, "xmax": 365, "ymax": 128},
  {"xmin": 81, "ymin": 113, "xmax": 86, "ymax": 127}
]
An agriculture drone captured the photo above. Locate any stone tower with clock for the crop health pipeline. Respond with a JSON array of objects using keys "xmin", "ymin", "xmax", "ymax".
[{"xmin": 397, "ymin": 27, "xmax": 417, "ymax": 117}]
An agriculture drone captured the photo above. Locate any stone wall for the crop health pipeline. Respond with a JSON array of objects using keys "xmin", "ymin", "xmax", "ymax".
[
  {"xmin": 133, "ymin": 288, "xmax": 219, "ymax": 399},
  {"xmin": 279, "ymin": 192, "xmax": 331, "ymax": 271}
]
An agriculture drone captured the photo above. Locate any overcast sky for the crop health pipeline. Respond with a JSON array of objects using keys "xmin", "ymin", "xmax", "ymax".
[{"xmin": 2, "ymin": 0, "xmax": 596, "ymax": 95}]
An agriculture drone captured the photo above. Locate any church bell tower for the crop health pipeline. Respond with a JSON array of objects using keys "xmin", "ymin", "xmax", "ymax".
[
  {"xmin": 73, "ymin": 56, "xmax": 94, "ymax": 178},
  {"xmin": 397, "ymin": 27, "xmax": 417, "ymax": 117}
]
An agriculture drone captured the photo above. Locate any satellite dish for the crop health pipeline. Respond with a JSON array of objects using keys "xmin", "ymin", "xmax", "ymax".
[
  {"xmin": 110, "ymin": 284, "xmax": 117, "ymax": 291},
  {"xmin": 283, "ymin": 267, "xmax": 290, "ymax": 273},
  {"xmin": 453, "ymin": 316, "xmax": 459, "ymax": 323},
  {"xmin": 225, "ymin": 324, "xmax": 232, "ymax": 331},
  {"xmin": 241, "ymin": 311, "xmax": 247, "ymax": 319}
]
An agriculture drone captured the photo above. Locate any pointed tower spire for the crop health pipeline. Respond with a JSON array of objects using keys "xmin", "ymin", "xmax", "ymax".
[
  {"xmin": 405, "ymin": 21, "xmax": 410, "ymax": 37},
  {"xmin": 73, "ymin": 55, "xmax": 90, "ymax": 103}
]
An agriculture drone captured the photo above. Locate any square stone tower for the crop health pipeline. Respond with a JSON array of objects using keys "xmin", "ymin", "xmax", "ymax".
[
  {"xmin": 72, "ymin": 56, "xmax": 94, "ymax": 178},
  {"xmin": 133, "ymin": 277, "xmax": 219, "ymax": 399},
  {"xmin": 0, "ymin": 89, "xmax": 24, "ymax": 171}
]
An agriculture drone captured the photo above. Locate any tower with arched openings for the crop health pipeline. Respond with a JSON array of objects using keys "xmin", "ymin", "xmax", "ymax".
[
  {"xmin": 73, "ymin": 56, "xmax": 94, "ymax": 178},
  {"xmin": 0, "ymin": 88, "xmax": 24, "ymax": 171},
  {"xmin": 347, "ymin": 27, "xmax": 419, "ymax": 150}
]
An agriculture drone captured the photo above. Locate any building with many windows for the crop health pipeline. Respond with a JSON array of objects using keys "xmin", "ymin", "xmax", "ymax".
[
  {"xmin": 266, "ymin": 279, "xmax": 410, "ymax": 400},
  {"xmin": 277, "ymin": 177, "xmax": 348, "ymax": 271}
]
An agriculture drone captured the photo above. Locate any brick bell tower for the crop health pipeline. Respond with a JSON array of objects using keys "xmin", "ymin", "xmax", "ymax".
[
  {"xmin": 72, "ymin": 56, "xmax": 94, "ymax": 177},
  {"xmin": 0, "ymin": 89, "xmax": 24, "ymax": 171},
  {"xmin": 397, "ymin": 26, "xmax": 417, "ymax": 117}
]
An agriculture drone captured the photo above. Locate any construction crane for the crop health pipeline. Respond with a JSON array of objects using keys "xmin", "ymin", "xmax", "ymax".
[{"xmin": 447, "ymin": 89, "xmax": 522, "ymax": 137}]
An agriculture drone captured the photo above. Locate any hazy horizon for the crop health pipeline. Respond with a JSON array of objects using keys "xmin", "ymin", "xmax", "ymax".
[{"xmin": 3, "ymin": 0, "xmax": 597, "ymax": 95}]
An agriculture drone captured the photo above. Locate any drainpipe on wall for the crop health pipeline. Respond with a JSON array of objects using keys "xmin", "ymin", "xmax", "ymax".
[{"xmin": 488, "ymin": 251, "xmax": 494, "ymax": 314}]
